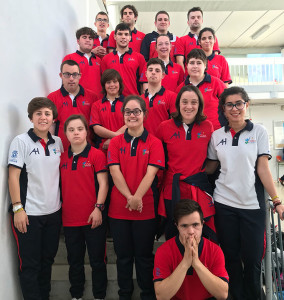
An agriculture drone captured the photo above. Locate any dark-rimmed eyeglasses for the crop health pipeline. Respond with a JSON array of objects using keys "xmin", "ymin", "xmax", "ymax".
[
  {"xmin": 96, "ymin": 18, "xmax": 109, "ymax": 23},
  {"xmin": 62, "ymin": 72, "xmax": 81, "ymax": 79},
  {"xmin": 123, "ymin": 108, "xmax": 142, "ymax": 116},
  {"xmin": 223, "ymin": 101, "xmax": 246, "ymax": 111}
]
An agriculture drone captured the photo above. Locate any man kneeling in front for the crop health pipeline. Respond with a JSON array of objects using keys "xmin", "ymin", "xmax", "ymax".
[{"xmin": 154, "ymin": 199, "xmax": 229, "ymax": 300}]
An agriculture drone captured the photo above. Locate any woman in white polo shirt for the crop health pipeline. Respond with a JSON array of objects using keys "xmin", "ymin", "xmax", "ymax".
[{"xmin": 206, "ymin": 86, "xmax": 284, "ymax": 300}]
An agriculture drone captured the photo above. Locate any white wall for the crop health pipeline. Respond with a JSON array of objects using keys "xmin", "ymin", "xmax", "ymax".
[
  {"xmin": 248, "ymin": 104, "xmax": 284, "ymax": 180},
  {"xmin": 1, "ymin": 0, "xmax": 105, "ymax": 298}
]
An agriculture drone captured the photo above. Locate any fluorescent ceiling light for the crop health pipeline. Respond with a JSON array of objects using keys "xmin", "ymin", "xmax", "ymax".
[{"xmin": 251, "ymin": 25, "xmax": 270, "ymax": 40}]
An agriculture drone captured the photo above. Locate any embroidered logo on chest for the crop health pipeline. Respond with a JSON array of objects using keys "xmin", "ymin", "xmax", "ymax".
[
  {"xmin": 157, "ymin": 99, "xmax": 166, "ymax": 105},
  {"xmin": 197, "ymin": 132, "xmax": 207, "ymax": 138},
  {"xmin": 204, "ymin": 87, "xmax": 213, "ymax": 93},
  {"xmin": 143, "ymin": 149, "xmax": 149, "ymax": 155},
  {"xmin": 82, "ymin": 161, "xmax": 92, "ymax": 168},
  {"xmin": 212, "ymin": 64, "xmax": 219, "ymax": 69},
  {"xmin": 53, "ymin": 148, "xmax": 61, "ymax": 154},
  {"xmin": 245, "ymin": 137, "xmax": 256, "ymax": 144}
]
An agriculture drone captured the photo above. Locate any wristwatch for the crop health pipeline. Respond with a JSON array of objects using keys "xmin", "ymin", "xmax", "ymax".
[{"xmin": 95, "ymin": 203, "xmax": 105, "ymax": 211}]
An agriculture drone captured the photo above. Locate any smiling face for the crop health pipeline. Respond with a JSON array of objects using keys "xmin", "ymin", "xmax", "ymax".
[
  {"xmin": 105, "ymin": 78, "xmax": 120, "ymax": 98},
  {"xmin": 123, "ymin": 99, "xmax": 144, "ymax": 131},
  {"xmin": 223, "ymin": 93, "xmax": 248, "ymax": 125},
  {"xmin": 155, "ymin": 13, "xmax": 170, "ymax": 33},
  {"xmin": 115, "ymin": 29, "xmax": 131, "ymax": 49},
  {"xmin": 179, "ymin": 90, "xmax": 199, "ymax": 124},
  {"xmin": 65, "ymin": 118, "xmax": 88, "ymax": 146},
  {"xmin": 199, "ymin": 30, "xmax": 215, "ymax": 53},
  {"xmin": 156, "ymin": 35, "xmax": 171, "ymax": 59},
  {"xmin": 31, "ymin": 107, "xmax": 53, "ymax": 136},
  {"xmin": 187, "ymin": 58, "xmax": 206, "ymax": 79},
  {"xmin": 77, "ymin": 34, "xmax": 94, "ymax": 53}
]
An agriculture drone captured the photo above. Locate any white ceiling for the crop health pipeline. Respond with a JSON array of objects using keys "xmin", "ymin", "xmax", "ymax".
[{"xmin": 105, "ymin": 0, "xmax": 284, "ymax": 53}]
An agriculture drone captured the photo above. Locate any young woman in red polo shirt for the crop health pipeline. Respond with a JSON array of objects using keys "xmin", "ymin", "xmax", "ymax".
[
  {"xmin": 60, "ymin": 114, "xmax": 108, "ymax": 300},
  {"xmin": 90, "ymin": 69, "xmax": 126, "ymax": 153},
  {"xmin": 198, "ymin": 28, "xmax": 232, "ymax": 87},
  {"xmin": 156, "ymin": 86, "xmax": 215, "ymax": 241},
  {"xmin": 107, "ymin": 95, "xmax": 165, "ymax": 300}
]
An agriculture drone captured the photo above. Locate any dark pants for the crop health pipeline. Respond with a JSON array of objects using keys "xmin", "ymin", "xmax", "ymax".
[
  {"xmin": 109, "ymin": 218, "xmax": 157, "ymax": 300},
  {"xmin": 164, "ymin": 199, "xmax": 178, "ymax": 240},
  {"xmin": 214, "ymin": 202, "xmax": 265, "ymax": 300},
  {"xmin": 63, "ymin": 220, "xmax": 107, "ymax": 299},
  {"xmin": 12, "ymin": 209, "xmax": 61, "ymax": 300}
]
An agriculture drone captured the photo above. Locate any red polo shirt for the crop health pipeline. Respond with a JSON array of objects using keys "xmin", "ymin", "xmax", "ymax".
[
  {"xmin": 141, "ymin": 31, "xmax": 178, "ymax": 62},
  {"xmin": 107, "ymin": 129, "xmax": 165, "ymax": 220},
  {"xmin": 101, "ymin": 48, "xmax": 146, "ymax": 96},
  {"xmin": 154, "ymin": 236, "xmax": 229, "ymax": 300},
  {"xmin": 90, "ymin": 95, "xmax": 125, "ymax": 151},
  {"xmin": 93, "ymin": 34, "xmax": 109, "ymax": 59},
  {"xmin": 140, "ymin": 60, "xmax": 184, "ymax": 92},
  {"xmin": 60, "ymin": 143, "xmax": 108, "ymax": 227},
  {"xmin": 63, "ymin": 50, "xmax": 102, "ymax": 98},
  {"xmin": 140, "ymin": 87, "xmax": 176, "ymax": 136},
  {"xmin": 48, "ymin": 85, "xmax": 97, "ymax": 150},
  {"xmin": 107, "ymin": 28, "xmax": 145, "ymax": 53},
  {"xmin": 176, "ymin": 73, "xmax": 226, "ymax": 130},
  {"xmin": 174, "ymin": 32, "xmax": 220, "ymax": 63},
  {"xmin": 206, "ymin": 53, "xmax": 232, "ymax": 84}
]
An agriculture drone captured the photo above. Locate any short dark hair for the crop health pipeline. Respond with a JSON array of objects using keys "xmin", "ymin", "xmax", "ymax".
[
  {"xmin": 122, "ymin": 95, "xmax": 147, "ymax": 115},
  {"xmin": 219, "ymin": 87, "xmax": 250, "ymax": 112},
  {"xmin": 101, "ymin": 69, "xmax": 124, "ymax": 95},
  {"xmin": 174, "ymin": 199, "xmax": 204, "ymax": 225},
  {"xmin": 156, "ymin": 34, "xmax": 171, "ymax": 47},
  {"xmin": 60, "ymin": 60, "xmax": 80, "ymax": 73},
  {"xmin": 198, "ymin": 27, "xmax": 215, "ymax": 41},
  {"xmin": 155, "ymin": 10, "xmax": 170, "ymax": 22},
  {"xmin": 76, "ymin": 27, "xmax": 96, "ymax": 40},
  {"xmin": 187, "ymin": 7, "xmax": 203, "ymax": 20},
  {"xmin": 147, "ymin": 57, "xmax": 165, "ymax": 73},
  {"xmin": 173, "ymin": 85, "xmax": 206, "ymax": 124},
  {"xmin": 115, "ymin": 23, "xmax": 131, "ymax": 35},
  {"xmin": 28, "ymin": 97, "xmax": 58, "ymax": 120},
  {"xmin": 64, "ymin": 114, "xmax": 88, "ymax": 133},
  {"xmin": 95, "ymin": 11, "xmax": 109, "ymax": 22},
  {"xmin": 120, "ymin": 5, "xmax": 138, "ymax": 18},
  {"xmin": 186, "ymin": 48, "xmax": 207, "ymax": 65}
]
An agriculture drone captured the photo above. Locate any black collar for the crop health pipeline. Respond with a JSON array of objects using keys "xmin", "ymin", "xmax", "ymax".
[
  {"xmin": 60, "ymin": 85, "xmax": 85, "ymax": 97},
  {"xmin": 132, "ymin": 27, "xmax": 137, "ymax": 34},
  {"xmin": 101, "ymin": 94, "xmax": 124, "ymax": 103},
  {"xmin": 174, "ymin": 118, "xmax": 199, "ymax": 127},
  {"xmin": 225, "ymin": 119, "xmax": 253, "ymax": 133},
  {"xmin": 207, "ymin": 52, "xmax": 215, "ymax": 61},
  {"xmin": 94, "ymin": 33, "xmax": 109, "ymax": 41},
  {"xmin": 28, "ymin": 128, "xmax": 55, "ymax": 144},
  {"xmin": 124, "ymin": 128, "xmax": 148, "ymax": 143},
  {"xmin": 113, "ymin": 48, "xmax": 133, "ymax": 55},
  {"xmin": 184, "ymin": 72, "xmax": 211, "ymax": 87},
  {"xmin": 76, "ymin": 50, "xmax": 97, "ymax": 59},
  {"xmin": 68, "ymin": 143, "xmax": 91, "ymax": 158},
  {"xmin": 144, "ymin": 86, "xmax": 165, "ymax": 97}
]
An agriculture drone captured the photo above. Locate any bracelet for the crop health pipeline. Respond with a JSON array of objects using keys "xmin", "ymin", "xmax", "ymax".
[
  {"xmin": 12, "ymin": 202, "xmax": 21, "ymax": 205},
  {"xmin": 12, "ymin": 203, "xmax": 23, "ymax": 213},
  {"xmin": 14, "ymin": 207, "xmax": 24, "ymax": 214},
  {"xmin": 272, "ymin": 195, "xmax": 279, "ymax": 201},
  {"xmin": 95, "ymin": 203, "xmax": 105, "ymax": 212}
]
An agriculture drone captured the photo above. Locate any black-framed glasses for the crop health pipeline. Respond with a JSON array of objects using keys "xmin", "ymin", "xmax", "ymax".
[
  {"xmin": 123, "ymin": 108, "xmax": 142, "ymax": 116},
  {"xmin": 62, "ymin": 72, "xmax": 81, "ymax": 79},
  {"xmin": 96, "ymin": 18, "xmax": 109, "ymax": 23},
  {"xmin": 223, "ymin": 101, "xmax": 246, "ymax": 111}
]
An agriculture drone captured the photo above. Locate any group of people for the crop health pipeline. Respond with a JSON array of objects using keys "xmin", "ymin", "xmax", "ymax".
[{"xmin": 7, "ymin": 4, "xmax": 284, "ymax": 300}]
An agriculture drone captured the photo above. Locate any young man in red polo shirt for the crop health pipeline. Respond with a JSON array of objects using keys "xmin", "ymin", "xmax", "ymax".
[
  {"xmin": 154, "ymin": 199, "xmax": 229, "ymax": 300},
  {"xmin": 101, "ymin": 23, "xmax": 146, "ymax": 97},
  {"xmin": 175, "ymin": 7, "xmax": 220, "ymax": 71},
  {"xmin": 48, "ymin": 60, "xmax": 97, "ymax": 150},
  {"xmin": 63, "ymin": 27, "xmax": 102, "ymax": 98},
  {"xmin": 141, "ymin": 10, "xmax": 178, "ymax": 62},
  {"xmin": 107, "ymin": 5, "xmax": 145, "ymax": 53},
  {"xmin": 140, "ymin": 58, "xmax": 176, "ymax": 137},
  {"xmin": 92, "ymin": 11, "xmax": 109, "ymax": 59}
]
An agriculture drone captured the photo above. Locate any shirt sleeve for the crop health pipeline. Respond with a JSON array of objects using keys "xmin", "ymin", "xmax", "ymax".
[
  {"xmin": 139, "ymin": 64, "xmax": 148, "ymax": 83},
  {"xmin": 153, "ymin": 245, "xmax": 172, "ymax": 281},
  {"xmin": 89, "ymin": 101, "xmax": 102, "ymax": 126},
  {"xmin": 256, "ymin": 125, "xmax": 271, "ymax": 158},
  {"xmin": 107, "ymin": 136, "xmax": 120, "ymax": 166},
  {"xmin": 107, "ymin": 31, "xmax": 116, "ymax": 49},
  {"xmin": 148, "ymin": 137, "xmax": 165, "ymax": 169},
  {"xmin": 93, "ymin": 149, "xmax": 108, "ymax": 173},
  {"xmin": 8, "ymin": 136, "xmax": 26, "ymax": 168},
  {"xmin": 177, "ymin": 64, "xmax": 185, "ymax": 86},
  {"xmin": 101, "ymin": 55, "xmax": 108, "ymax": 73},
  {"xmin": 167, "ymin": 91, "xmax": 177, "ymax": 114},
  {"xmin": 220, "ymin": 56, "xmax": 232, "ymax": 84},
  {"xmin": 140, "ymin": 34, "xmax": 151, "ymax": 62},
  {"xmin": 174, "ymin": 37, "xmax": 184, "ymax": 57},
  {"xmin": 138, "ymin": 55, "xmax": 147, "ymax": 77},
  {"xmin": 213, "ymin": 36, "xmax": 221, "ymax": 54},
  {"xmin": 207, "ymin": 133, "xmax": 218, "ymax": 160},
  {"xmin": 210, "ymin": 243, "xmax": 229, "ymax": 282}
]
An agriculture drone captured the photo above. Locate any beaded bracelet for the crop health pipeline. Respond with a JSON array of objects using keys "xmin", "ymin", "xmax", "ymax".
[
  {"xmin": 273, "ymin": 201, "xmax": 282, "ymax": 208},
  {"xmin": 272, "ymin": 195, "xmax": 279, "ymax": 201}
]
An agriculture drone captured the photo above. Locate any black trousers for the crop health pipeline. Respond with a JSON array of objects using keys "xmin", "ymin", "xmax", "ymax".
[
  {"xmin": 214, "ymin": 201, "xmax": 265, "ymax": 300},
  {"xmin": 63, "ymin": 220, "xmax": 107, "ymax": 299},
  {"xmin": 12, "ymin": 209, "xmax": 61, "ymax": 300},
  {"xmin": 109, "ymin": 218, "xmax": 157, "ymax": 300}
]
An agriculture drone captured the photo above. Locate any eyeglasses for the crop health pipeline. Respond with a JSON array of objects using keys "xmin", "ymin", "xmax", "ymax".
[
  {"xmin": 62, "ymin": 72, "xmax": 81, "ymax": 79},
  {"xmin": 96, "ymin": 18, "xmax": 109, "ymax": 23},
  {"xmin": 123, "ymin": 108, "xmax": 142, "ymax": 116},
  {"xmin": 223, "ymin": 101, "xmax": 246, "ymax": 111}
]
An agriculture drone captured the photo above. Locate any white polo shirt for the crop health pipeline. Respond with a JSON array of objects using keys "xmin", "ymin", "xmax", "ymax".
[
  {"xmin": 8, "ymin": 129, "xmax": 63, "ymax": 216},
  {"xmin": 207, "ymin": 120, "xmax": 271, "ymax": 209}
]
